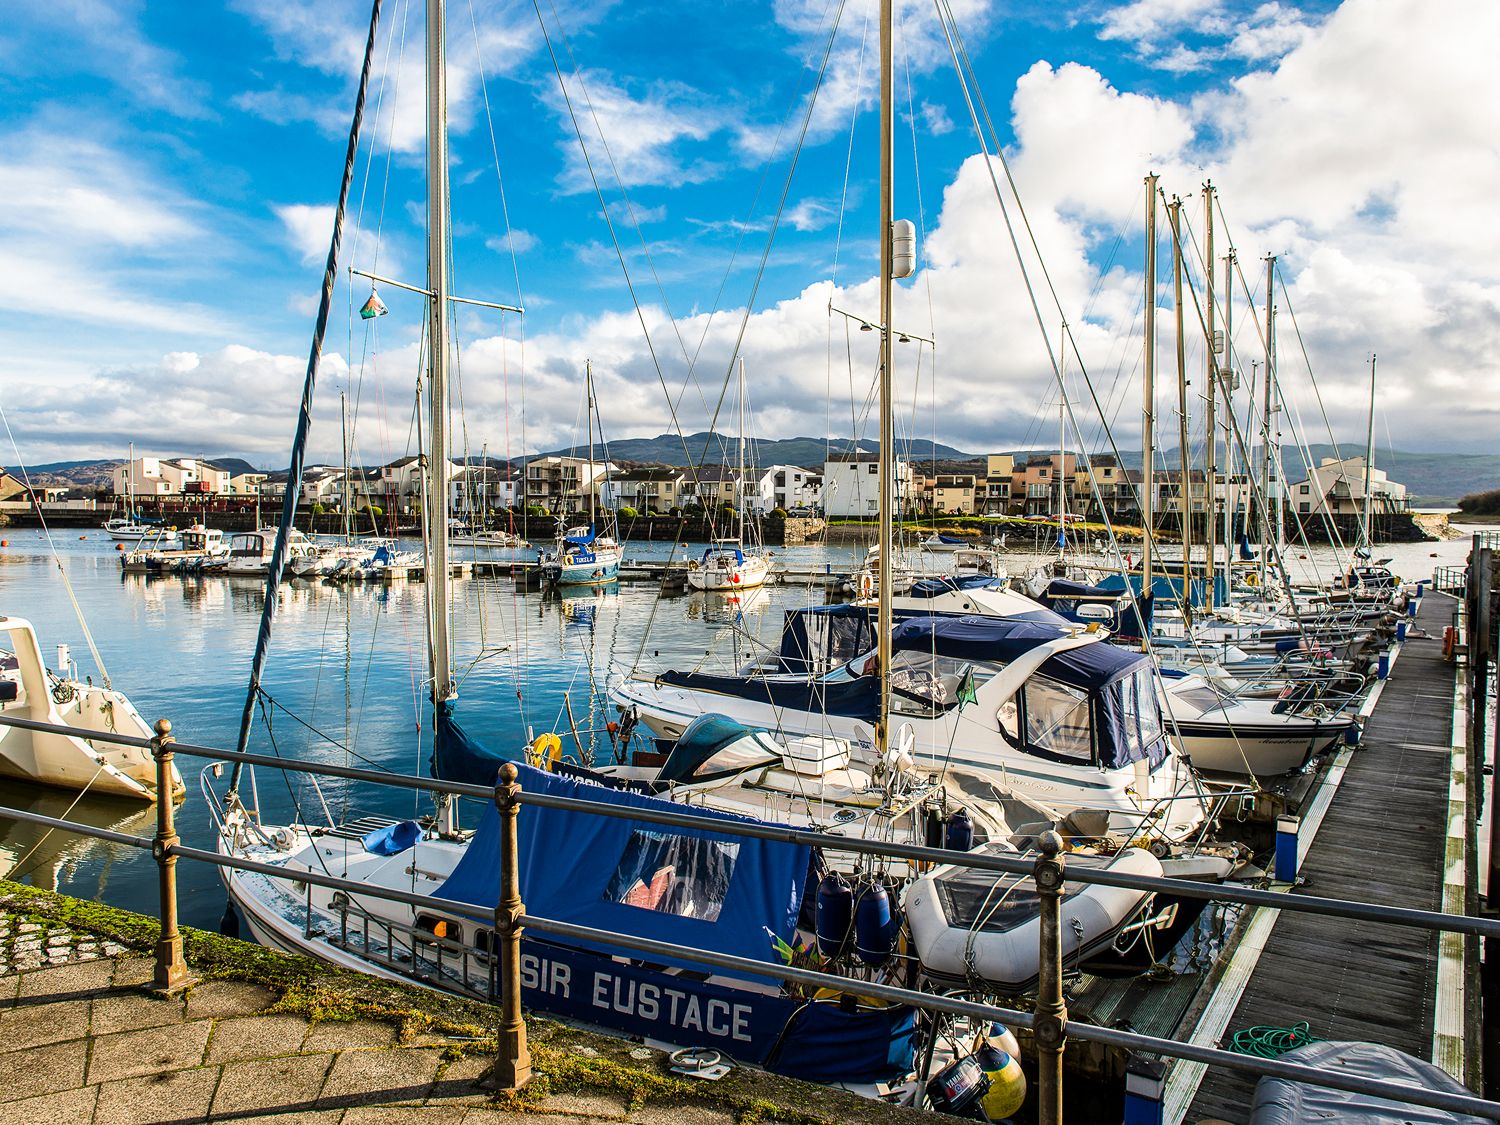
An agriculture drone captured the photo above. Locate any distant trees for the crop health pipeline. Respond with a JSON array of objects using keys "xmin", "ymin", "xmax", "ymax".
[{"xmin": 1458, "ymin": 489, "xmax": 1500, "ymax": 516}]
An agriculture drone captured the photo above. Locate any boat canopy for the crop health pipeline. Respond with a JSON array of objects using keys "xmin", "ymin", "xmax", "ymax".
[
  {"xmin": 932, "ymin": 533, "xmax": 967, "ymax": 545},
  {"xmin": 434, "ymin": 711, "xmax": 809, "ymax": 975},
  {"xmin": 564, "ymin": 525, "xmax": 596, "ymax": 547},
  {"xmin": 703, "ymin": 546, "xmax": 746, "ymax": 565},
  {"xmin": 889, "ymin": 616, "xmax": 1169, "ymax": 769},
  {"xmin": 1039, "ymin": 579, "xmax": 1154, "ymax": 639},
  {"xmin": 908, "ymin": 575, "xmax": 1002, "ymax": 598}
]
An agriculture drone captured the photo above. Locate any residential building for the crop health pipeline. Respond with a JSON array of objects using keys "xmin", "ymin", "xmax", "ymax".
[
  {"xmin": 1012, "ymin": 453, "xmax": 1078, "ymax": 516},
  {"xmin": 932, "ymin": 474, "xmax": 977, "ymax": 515},
  {"xmin": 0, "ymin": 470, "xmax": 27, "ymax": 503},
  {"xmin": 1293, "ymin": 457, "xmax": 1409, "ymax": 518},
  {"xmin": 114, "ymin": 456, "xmax": 215, "ymax": 497},
  {"xmin": 765, "ymin": 465, "xmax": 822, "ymax": 513},
  {"xmin": 679, "ymin": 465, "xmax": 743, "ymax": 510},
  {"xmin": 981, "ymin": 455, "xmax": 1014, "ymax": 515},
  {"xmin": 602, "ymin": 467, "xmax": 687, "ymax": 513},
  {"xmin": 451, "ymin": 466, "xmax": 519, "ymax": 513},
  {"xmin": 821, "ymin": 455, "xmax": 914, "ymax": 518},
  {"xmin": 523, "ymin": 455, "xmax": 614, "ymax": 510},
  {"xmin": 223, "ymin": 471, "xmax": 267, "ymax": 496}
]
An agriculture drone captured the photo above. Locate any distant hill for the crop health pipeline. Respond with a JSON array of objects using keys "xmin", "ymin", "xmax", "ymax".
[{"xmin": 536, "ymin": 432, "xmax": 979, "ymax": 469}]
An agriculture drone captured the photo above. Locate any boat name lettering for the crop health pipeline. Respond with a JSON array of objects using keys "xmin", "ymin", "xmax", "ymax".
[
  {"xmin": 519, "ymin": 953, "xmax": 573, "ymax": 998},
  {"xmin": 589, "ymin": 973, "xmax": 751, "ymax": 1041}
]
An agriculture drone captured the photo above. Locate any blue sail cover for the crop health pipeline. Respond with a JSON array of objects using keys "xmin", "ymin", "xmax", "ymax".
[
  {"xmin": 564, "ymin": 524, "xmax": 597, "ymax": 547},
  {"xmin": 1040, "ymin": 579, "xmax": 1154, "ymax": 638},
  {"xmin": 657, "ymin": 668, "xmax": 881, "ymax": 722},
  {"xmin": 435, "ymin": 745, "xmax": 810, "ymax": 976},
  {"xmin": 432, "ymin": 700, "xmax": 513, "ymax": 787}
]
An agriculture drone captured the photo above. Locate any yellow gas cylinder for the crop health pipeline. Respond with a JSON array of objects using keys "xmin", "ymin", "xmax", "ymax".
[{"xmin": 974, "ymin": 1042, "xmax": 1026, "ymax": 1121}]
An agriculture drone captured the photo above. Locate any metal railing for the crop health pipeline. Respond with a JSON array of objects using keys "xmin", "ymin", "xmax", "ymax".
[{"xmin": 0, "ymin": 711, "xmax": 1496, "ymax": 1122}]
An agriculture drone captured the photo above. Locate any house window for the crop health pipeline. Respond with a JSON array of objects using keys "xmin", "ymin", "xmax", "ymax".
[
  {"xmin": 868, "ymin": 463, "xmax": 878, "ymax": 474},
  {"xmin": 866, "ymin": 499, "xmax": 878, "ymax": 511},
  {"xmin": 1299, "ymin": 502, "xmax": 1310, "ymax": 513}
]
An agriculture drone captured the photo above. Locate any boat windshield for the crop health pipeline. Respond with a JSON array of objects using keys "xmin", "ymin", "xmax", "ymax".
[{"xmin": 887, "ymin": 650, "xmax": 974, "ymax": 717}]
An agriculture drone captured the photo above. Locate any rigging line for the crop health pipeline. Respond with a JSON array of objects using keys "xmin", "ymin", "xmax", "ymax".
[
  {"xmin": 542, "ymin": 0, "xmax": 694, "ymax": 373},
  {"xmin": 683, "ymin": 0, "xmax": 852, "ymax": 511},
  {"xmin": 0, "ymin": 404, "xmax": 111, "ymax": 687},
  {"xmin": 231, "ymin": 0, "xmax": 385, "ymax": 790},
  {"xmin": 530, "ymin": 0, "xmax": 700, "ymax": 479},
  {"xmin": 257, "ymin": 690, "xmax": 404, "ymax": 776}
]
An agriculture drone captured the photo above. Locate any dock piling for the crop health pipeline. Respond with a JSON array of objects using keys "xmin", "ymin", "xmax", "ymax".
[
  {"xmin": 150, "ymin": 718, "xmax": 189, "ymax": 992},
  {"xmin": 492, "ymin": 762, "xmax": 533, "ymax": 1090},
  {"xmin": 1033, "ymin": 830, "xmax": 1067, "ymax": 1125}
]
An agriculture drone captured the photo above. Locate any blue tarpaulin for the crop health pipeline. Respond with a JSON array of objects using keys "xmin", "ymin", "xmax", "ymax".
[
  {"xmin": 434, "ymin": 726, "xmax": 809, "ymax": 976},
  {"xmin": 361, "ymin": 820, "xmax": 421, "ymax": 855}
]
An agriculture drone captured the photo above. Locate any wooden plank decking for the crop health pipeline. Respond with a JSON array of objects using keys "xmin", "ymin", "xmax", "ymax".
[{"xmin": 1186, "ymin": 593, "xmax": 1457, "ymax": 1123}]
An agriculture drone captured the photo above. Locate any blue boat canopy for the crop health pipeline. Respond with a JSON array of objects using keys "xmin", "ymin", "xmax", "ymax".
[
  {"xmin": 908, "ymin": 575, "xmax": 1001, "ymax": 598},
  {"xmin": 434, "ymin": 715, "xmax": 809, "ymax": 976},
  {"xmin": 564, "ymin": 525, "xmax": 597, "ymax": 547},
  {"xmin": 704, "ymin": 546, "xmax": 746, "ymax": 565},
  {"xmin": 657, "ymin": 713, "xmax": 780, "ymax": 785}
]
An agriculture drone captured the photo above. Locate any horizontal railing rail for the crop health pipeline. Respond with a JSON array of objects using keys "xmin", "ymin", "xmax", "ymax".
[
  {"xmin": 3, "ymin": 711, "xmax": 1495, "ymax": 938},
  {"xmin": 2, "ymin": 797, "xmax": 1497, "ymax": 1121}
]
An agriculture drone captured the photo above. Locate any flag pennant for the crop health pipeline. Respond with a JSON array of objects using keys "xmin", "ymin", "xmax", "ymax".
[{"xmin": 360, "ymin": 290, "xmax": 389, "ymax": 320}]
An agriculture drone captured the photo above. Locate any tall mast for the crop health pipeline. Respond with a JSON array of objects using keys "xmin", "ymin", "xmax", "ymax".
[
  {"xmin": 1261, "ymin": 254, "xmax": 1276, "ymax": 587},
  {"xmin": 1170, "ymin": 196, "xmax": 1191, "ymax": 621},
  {"xmin": 1142, "ymin": 174, "xmax": 1158, "ymax": 595},
  {"xmin": 127, "ymin": 440, "xmax": 134, "ymax": 519},
  {"xmin": 424, "ymin": 0, "xmax": 454, "ymax": 705},
  {"xmin": 341, "ymin": 392, "xmax": 352, "ymax": 542},
  {"xmin": 737, "ymin": 357, "xmax": 747, "ymax": 546},
  {"xmin": 875, "ymin": 0, "xmax": 894, "ymax": 763},
  {"xmin": 586, "ymin": 360, "xmax": 596, "ymax": 530},
  {"xmin": 1362, "ymin": 353, "xmax": 1377, "ymax": 548},
  {"xmin": 1202, "ymin": 182, "xmax": 1216, "ymax": 606},
  {"xmin": 1222, "ymin": 248, "xmax": 1235, "ymax": 592}
]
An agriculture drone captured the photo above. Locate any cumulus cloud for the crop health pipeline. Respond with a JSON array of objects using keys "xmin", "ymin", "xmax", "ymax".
[{"xmin": 486, "ymin": 229, "xmax": 538, "ymax": 254}]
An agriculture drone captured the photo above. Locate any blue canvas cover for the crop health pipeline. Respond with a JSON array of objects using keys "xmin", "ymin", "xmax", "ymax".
[
  {"xmin": 704, "ymin": 546, "xmax": 746, "ymax": 565},
  {"xmin": 889, "ymin": 616, "xmax": 1167, "ymax": 769},
  {"xmin": 432, "ymin": 700, "xmax": 513, "ymax": 787},
  {"xmin": 934, "ymin": 533, "xmax": 967, "ymax": 544},
  {"xmin": 564, "ymin": 524, "xmax": 597, "ymax": 547},
  {"xmin": 909, "ymin": 575, "xmax": 1002, "ymax": 598},
  {"xmin": 361, "ymin": 820, "xmax": 421, "ymax": 855},
  {"xmin": 1041, "ymin": 579, "xmax": 1154, "ymax": 638},
  {"xmin": 435, "ymin": 742, "xmax": 810, "ymax": 976},
  {"xmin": 656, "ymin": 668, "xmax": 881, "ymax": 722}
]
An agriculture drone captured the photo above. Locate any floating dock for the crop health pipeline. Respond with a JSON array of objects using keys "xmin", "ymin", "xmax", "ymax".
[{"xmin": 1169, "ymin": 592, "xmax": 1478, "ymax": 1122}]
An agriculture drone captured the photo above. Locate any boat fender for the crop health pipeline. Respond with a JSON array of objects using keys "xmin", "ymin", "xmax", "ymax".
[
  {"xmin": 1443, "ymin": 626, "xmax": 1456, "ymax": 661},
  {"xmin": 853, "ymin": 880, "xmax": 896, "ymax": 966},
  {"xmin": 974, "ymin": 1042, "xmax": 1027, "ymax": 1120},
  {"xmin": 814, "ymin": 871, "xmax": 854, "ymax": 960},
  {"xmin": 986, "ymin": 1021, "xmax": 1022, "ymax": 1060},
  {"xmin": 530, "ymin": 732, "xmax": 563, "ymax": 770},
  {"xmin": 945, "ymin": 807, "xmax": 975, "ymax": 852}
]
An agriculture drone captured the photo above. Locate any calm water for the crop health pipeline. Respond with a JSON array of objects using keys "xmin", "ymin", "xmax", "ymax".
[{"xmin": 0, "ymin": 524, "xmax": 1478, "ymax": 931}]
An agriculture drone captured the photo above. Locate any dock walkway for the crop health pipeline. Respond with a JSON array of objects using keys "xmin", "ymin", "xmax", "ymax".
[{"xmin": 1184, "ymin": 593, "xmax": 1459, "ymax": 1122}]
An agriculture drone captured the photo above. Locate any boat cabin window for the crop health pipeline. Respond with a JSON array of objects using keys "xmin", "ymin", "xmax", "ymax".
[
  {"xmin": 415, "ymin": 914, "xmax": 460, "ymax": 942},
  {"xmin": 1022, "ymin": 675, "xmax": 1093, "ymax": 762},
  {"xmin": 1119, "ymin": 666, "xmax": 1164, "ymax": 760},
  {"xmin": 472, "ymin": 928, "xmax": 495, "ymax": 957},
  {"xmin": 604, "ymin": 828, "xmax": 739, "ymax": 923},
  {"xmin": 886, "ymin": 650, "xmax": 974, "ymax": 717}
]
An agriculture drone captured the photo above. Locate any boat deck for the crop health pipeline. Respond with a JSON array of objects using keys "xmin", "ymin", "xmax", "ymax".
[{"xmin": 1179, "ymin": 592, "xmax": 1462, "ymax": 1123}]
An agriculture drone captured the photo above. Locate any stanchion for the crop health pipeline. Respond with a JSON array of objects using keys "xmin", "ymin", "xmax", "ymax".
[
  {"xmin": 1033, "ymin": 830, "xmax": 1067, "ymax": 1125},
  {"xmin": 1123, "ymin": 1054, "xmax": 1166, "ymax": 1125},
  {"xmin": 492, "ymin": 763, "xmax": 533, "ymax": 1090},
  {"xmin": 151, "ymin": 719, "xmax": 189, "ymax": 992}
]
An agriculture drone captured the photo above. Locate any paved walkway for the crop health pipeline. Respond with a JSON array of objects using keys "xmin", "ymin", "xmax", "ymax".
[{"xmin": 0, "ymin": 914, "xmax": 737, "ymax": 1125}]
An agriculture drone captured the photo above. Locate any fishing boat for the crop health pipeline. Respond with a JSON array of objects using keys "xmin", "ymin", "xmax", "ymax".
[{"xmin": 0, "ymin": 616, "xmax": 182, "ymax": 800}]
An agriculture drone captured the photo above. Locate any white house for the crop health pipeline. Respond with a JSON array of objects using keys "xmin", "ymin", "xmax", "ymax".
[
  {"xmin": 451, "ymin": 466, "xmax": 519, "ymax": 512},
  {"xmin": 114, "ymin": 457, "xmax": 207, "ymax": 496},
  {"xmin": 821, "ymin": 455, "xmax": 913, "ymax": 518},
  {"xmin": 1294, "ymin": 457, "xmax": 1408, "ymax": 518},
  {"xmin": 760, "ymin": 465, "xmax": 822, "ymax": 513}
]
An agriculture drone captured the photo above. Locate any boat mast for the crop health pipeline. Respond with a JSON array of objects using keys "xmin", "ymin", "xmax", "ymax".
[
  {"xmin": 875, "ymin": 0, "xmax": 894, "ymax": 763},
  {"xmin": 1202, "ymin": 181, "xmax": 1216, "ymax": 606},
  {"xmin": 586, "ymin": 360, "xmax": 596, "ymax": 532},
  {"xmin": 1222, "ymin": 248, "xmax": 1235, "ymax": 593},
  {"xmin": 1056, "ymin": 342, "xmax": 1066, "ymax": 561},
  {"xmin": 1362, "ymin": 353, "xmax": 1377, "ymax": 549},
  {"xmin": 1142, "ymin": 174, "xmax": 1158, "ymax": 596},
  {"xmin": 1170, "ymin": 196, "xmax": 1191, "ymax": 623},
  {"xmin": 341, "ymin": 392, "xmax": 352, "ymax": 543},
  {"xmin": 1260, "ymin": 254, "xmax": 1276, "ymax": 588},
  {"xmin": 737, "ymin": 357, "xmax": 747, "ymax": 547},
  {"xmin": 424, "ymin": 0, "xmax": 454, "ymax": 705},
  {"xmin": 126, "ymin": 440, "xmax": 134, "ymax": 522}
]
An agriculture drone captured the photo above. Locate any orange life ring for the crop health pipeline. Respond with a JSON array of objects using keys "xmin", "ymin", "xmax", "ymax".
[{"xmin": 858, "ymin": 571, "xmax": 875, "ymax": 599}]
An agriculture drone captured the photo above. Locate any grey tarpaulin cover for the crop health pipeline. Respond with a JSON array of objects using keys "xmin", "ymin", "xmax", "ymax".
[{"xmin": 1249, "ymin": 1041, "xmax": 1488, "ymax": 1124}]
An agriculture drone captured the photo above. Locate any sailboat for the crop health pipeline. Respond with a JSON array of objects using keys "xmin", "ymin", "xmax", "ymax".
[
  {"xmin": 539, "ymin": 362, "xmax": 623, "ymax": 586},
  {"xmin": 211, "ymin": 0, "xmax": 915, "ymax": 1087},
  {"xmin": 688, "ymin": 359, "xmax": 771, "ymax": 592},
  {"xmin": 104, "ymin": 442, "xmax": 177, "ymax": 544}
]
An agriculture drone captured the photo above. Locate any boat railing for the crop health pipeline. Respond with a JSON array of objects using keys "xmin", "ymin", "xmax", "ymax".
[{"xmin": 0, "ymin": 710, "xmax": 1496, "ymax": 1124}]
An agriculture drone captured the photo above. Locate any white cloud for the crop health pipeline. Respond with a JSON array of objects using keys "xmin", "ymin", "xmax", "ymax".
[
  {"xmin": 486, "ymin": 229, "xmax": 538, "ymax": 254},
  {"xmin": 1099, "ymin": 0, "xmax": 1223, "ymax": 44},
  {"xmin": 785, "ymin": 199, "xmax": 837, "ymax": 232},
  {"xmin": 276, "ymin": 204, "xmax": 337, "ymax": 266},
  {"xmin": 1096, "ymin": 0, "xmax": 1317, "ymax": 71},
  {"xmin": 918, "ymin": 100, "xmax": 955, "ymax": 137}
]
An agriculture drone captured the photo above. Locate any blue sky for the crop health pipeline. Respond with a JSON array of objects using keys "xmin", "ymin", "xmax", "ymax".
[{"xmin": 3, "ymin": 0, "xmax": 1495, "ymax": 469}]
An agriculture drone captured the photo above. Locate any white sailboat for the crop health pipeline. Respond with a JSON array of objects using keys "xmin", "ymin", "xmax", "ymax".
[
  {"xmin": 688, "ymin": 360, "xmax": 771, "ymax": 592},
  {"xmin": 539, "ymin": 362, "xmax": 623, "ymax": 586}
]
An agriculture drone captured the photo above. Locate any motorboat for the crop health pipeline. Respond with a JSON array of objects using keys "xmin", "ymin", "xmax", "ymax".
[
  {"xmin": 223, "ymin": 528, "xmax": 317, "ymax": 577},
  {"xmin": 1159, "ymin": 675, "xmax": 1357, "ymax": 776},
  {"xmin": 0, "ymin": 616, "xmax": 182, "ymax": 800},
  {"xmin": 119, "ymin": 525, "xmax": 228, "ymax": 574},
  {"xmin": 613, "ymin": 613, "xmax": 1213, "ymax": 843}
]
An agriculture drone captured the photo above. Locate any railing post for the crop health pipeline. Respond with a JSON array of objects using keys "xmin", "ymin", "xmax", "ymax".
[
  {"xmin": 1034, "ymin": 829, "xmax": 1068, "ymax": 1125},
  {"xmin": 151, "ymin": 719, "xmax": 189, "ymax": 992},
  {"xmin": 491, "ymin": 763, "xmax": 532, "ymax": 1090}
]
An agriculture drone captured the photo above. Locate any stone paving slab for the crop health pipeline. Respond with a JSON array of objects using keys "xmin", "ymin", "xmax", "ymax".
[
  {"xmin": 8, "ymin": 1037, "xmax": 90, "ymax": 1101},
  {"xmin": 303, "ymin": 1015, "xmax": 398, "ymax": 1052},
  {"xmin": 93, "ymin": 1066, "xmax": 222, "ymax": 1125},
  {"xmin": 185, "ymin": 978, "xmax": 278, "ymax": 1020},
  {"xmin": 207, "ymin": 1012, "xmax": 314, "ymax": 1063},
  {"xmin": 211, "ymin": 1052, "xmax": 337, "ymax": 1117},
  {"xmin": 87, "ymin": 1018, "xmax": 214, "ymax": 1084},
  {"xmin": 0, "ymin": 994, "xmax": 91, "ymax": 1051},
  {"xmin": 91, "ymin": 989, "xmax": 185, "ymax": 1035},
  {"xmin": 318, "ymin": 1046, "xmax": 445, "ymax": 1109},
  {"xmin": 0, "ymin": 1083, "xmax": 100, "ymax": 1125}
]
